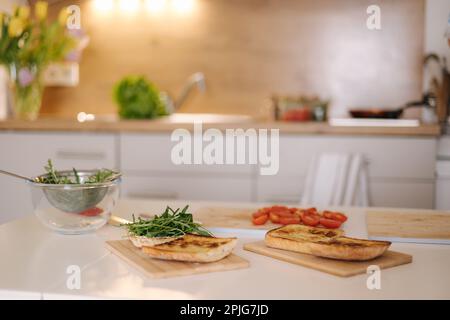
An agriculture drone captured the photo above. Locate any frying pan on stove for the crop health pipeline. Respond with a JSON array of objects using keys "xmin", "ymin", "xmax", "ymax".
[{"xmin": 349, "ymin": 94, "xmax": 435, "ymax": 119}]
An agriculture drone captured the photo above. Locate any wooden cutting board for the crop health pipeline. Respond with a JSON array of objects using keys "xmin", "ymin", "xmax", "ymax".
[
  {"xmin": 105, "ymin": 240, "xmax": 250, "ymax": 279},
  {"xmin": 194, "ymin": 207, "xmax": 274, "ymax": 230},
  {"xmin": 244, "ymin": 241, "xmax": 412, "ymax": 277},
  {"xmin": 367, "ymin": 210, "xmax": 450, "ymax": 241}
]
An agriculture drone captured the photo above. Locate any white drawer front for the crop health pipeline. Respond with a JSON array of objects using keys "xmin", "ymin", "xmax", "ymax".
[
  {"xmin": 256, "ymin": 175, "xmax": 304, "ymax": 203},
  {"xmin": 370, "ymin": 179, "xmax": 434, "ymax": 209},
  {"xmin": 436, "ymin": 178, "xmax": 450, "ymax": 210},
  {"xmin": 438, "ymin": 136, "xmax": 450, "ymax": 157},
  {"xmin": 0, "ymin": 132, "xmax": 117, "ymax": 176},
  {"xmin": 256, "ymin": 174, "xmax": 434, "ymax": 209},
  {"xmin": 278, "ymin": 135, "xmax": 436, "ymax": 179},
  {"xmin": 120, "ymin": 134, "xmax": 254, "ymax": 174},
  {"xmin": 121, "ymin": 175, "xmax": 252, "ymax": 202}
]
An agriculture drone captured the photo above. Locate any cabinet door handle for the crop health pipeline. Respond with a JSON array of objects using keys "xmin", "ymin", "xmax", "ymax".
[
  {"xmin": 126, "ymin": 192, "xmax": 179, "ymax": 200},
  {"xmin": 56, "ymin": 150, "xmax": 106, "ymax": 161}
]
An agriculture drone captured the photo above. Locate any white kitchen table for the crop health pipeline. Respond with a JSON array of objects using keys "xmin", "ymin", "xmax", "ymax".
[{"xmin": 1, "ymin": 199, "xmax": 449, "ymax": 300}]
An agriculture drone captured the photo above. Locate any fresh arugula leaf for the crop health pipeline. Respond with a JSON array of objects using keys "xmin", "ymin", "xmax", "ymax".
[{"xmin": 124, "ymin": 205, "xmax": 213, "ymax": 238}]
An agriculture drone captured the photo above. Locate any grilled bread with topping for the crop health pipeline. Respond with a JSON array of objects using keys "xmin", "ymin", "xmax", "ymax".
[
  {"xmin": 142, "ymin": 234, "xmax": 238, "ymax": 263},
  {"xmin": 129, "ymin": 234, "xmax": 183, "ymax": 248},
  {"xmin": 265, "ymin": 225, "xmax": 390, "ymax": 261}
]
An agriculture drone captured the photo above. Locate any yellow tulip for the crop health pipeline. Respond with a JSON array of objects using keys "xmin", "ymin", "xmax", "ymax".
[
  {"xmin": 0, "ymin": 13, "xmax": 3, "ymax": 39},
  {"xmin": 58, "ymin": 7, "xmax": 69, "ymax": 27},
  {"xmin": 12, "ymin": 5, "xmax": 19, "ymax": 16},
  {"xmin": 35, "ymin": 1, "xmax": 48, "ymax": 21},
  {"xmin": 8, "ymin": 17, "xmax": 24, "ymax": 37},
  {"xmin": 18, "ymin": 6, "xmax": 30, "ymax": 20}
]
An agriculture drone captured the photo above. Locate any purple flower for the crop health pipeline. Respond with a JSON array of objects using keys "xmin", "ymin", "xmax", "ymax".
[
  {"xmin": 65, "ymin": 50, "xmax": 82, "ymax": 62},
  {"xmin": 68, "ymin": 28, "xmax": 90, "ymax": 51},
  {"xmin": 18, "ymin": 67, "xmax": 35, "ymax": 87}
]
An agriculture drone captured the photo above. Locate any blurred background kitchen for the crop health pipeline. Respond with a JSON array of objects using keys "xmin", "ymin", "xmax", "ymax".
[{"xmin": 0, "ymin": 0, "xmax": 449, "ymax": 224}]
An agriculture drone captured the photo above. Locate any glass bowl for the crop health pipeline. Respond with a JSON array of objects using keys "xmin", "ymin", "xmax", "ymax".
[{"xmin": 27, "ymin": 170, "xmax": 121, "ymax": 235}]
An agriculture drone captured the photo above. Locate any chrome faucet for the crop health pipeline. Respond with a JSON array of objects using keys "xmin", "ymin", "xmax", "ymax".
[{"xmin": 160, "ymin": 72, "xmax": 206, "ymax": 113}]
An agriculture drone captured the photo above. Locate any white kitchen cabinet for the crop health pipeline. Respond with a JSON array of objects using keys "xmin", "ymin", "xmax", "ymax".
[
  {"xmin": 0, "ymin": 132, "xmax": 117, "ymax": 223},
  {"xmin": 120, "ymin": 133, "xmax": 254, "ymax": 174},
  {"xmin": 256, "ymin": 175, "xmax": 305, "ymax": 203},
  {"xmin": 272, "ymin": 135, "xmax": 436, "ymax": 179},
  {"xmin": 256, "ymin": 135, "xmax": 437, "ymax": 208},
  {"xmin": 436, "ymin": 136, "xmax": 450, "ymax": 210},
  {"xmin": 120, "ymin": 133, "xmax": 255, "ymax": 202},
  {"xmin": 121, "ymin": 175, "xmax": 253, "ymax": 202},
  {"xmin": 370, "ymin": 179, "xmax": 435, "ymax": 209}
]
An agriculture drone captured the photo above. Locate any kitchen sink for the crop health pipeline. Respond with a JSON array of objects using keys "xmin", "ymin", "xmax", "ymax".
[
  {"xmin": 157, "ymin": 113, "xmax": 256, "ymax": 124},
  {"xmin": 75, "ymin": 113, "xmax": 256, "ymax": 124}
]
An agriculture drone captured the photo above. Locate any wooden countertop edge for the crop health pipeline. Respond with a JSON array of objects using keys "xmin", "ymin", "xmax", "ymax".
[{"xmin": 0, "ymin": 119, "xmax": 442, "ymax": 136}]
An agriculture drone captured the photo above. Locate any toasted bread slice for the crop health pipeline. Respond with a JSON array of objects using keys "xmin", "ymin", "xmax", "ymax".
[
  {"xmin": 142, "ymin": 234, "xmax": 238, "ymax": 263},
  {"xmin": 268, "ymin": 224, "xmax": 344, "ymax": 243},
  {"xmin": 265, "ymin": 225, "xmax": 391, "ymax": 261},
  {"xmin": 129, "ymin": 234, "xmax": 182, "ymax": 248}
]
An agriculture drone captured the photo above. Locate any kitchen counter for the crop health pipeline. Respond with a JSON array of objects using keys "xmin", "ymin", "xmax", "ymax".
[
  {"xmin": 0, "ymin": 118, "xmax": 442, "ymax": 136},
  {"xmin": 1, "ymin": 198, "xmax": 449, "ymax": 300}
]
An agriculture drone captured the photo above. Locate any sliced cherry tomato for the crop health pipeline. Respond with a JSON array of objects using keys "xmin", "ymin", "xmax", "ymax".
[
  {"xmin": 289, "ymin": 207, "xmax": 298, "ymax": 214},
  {"xmin": 79, "ymin": 207, "xmax": 103, "ymax": 217},
  {"xmin": 301, "ymin": 213, "xmax": 320, "ymax": 226},
  {"xmin": 279, "ymin": 215, "xmax": 301, "ymax": 225},
  {"xmin": 252, "ymin": 210, "xmax": 269, "ymax": 219},
  {"xmin": 323, "ymin": 211, "xmax": 348, "ymax": 222},
  {"xmin": 269, "ymin": 212, "xmax": 281, "ymax": 224},
  {"xmin": 319, "ymin": 218, "xmax": 342, "ymax": 229},
  {"xmin": 305, "ymin": 207, "xmax": 318, "ymax": 215},
  {"xmin": 252, "ymin": 214, "xmax": 269, "ymax": 225},
  {"xmin": 271, "ymin": 209, "xmax": 295, "ymax": 217}
]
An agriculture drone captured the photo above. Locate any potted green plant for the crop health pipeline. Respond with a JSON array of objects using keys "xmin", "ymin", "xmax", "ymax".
[
  {"xmin": 0, "ymin": 1, "xmax": 85, "ymax": 120},
  {"xmin": 114, "ymin": 76, "xmax": 168, "ymax": 119}
]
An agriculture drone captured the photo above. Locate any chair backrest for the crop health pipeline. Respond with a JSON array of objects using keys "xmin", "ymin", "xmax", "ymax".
[{"xmin": 301, "ymin": 152, "xmax": 369, "ymax": 207}]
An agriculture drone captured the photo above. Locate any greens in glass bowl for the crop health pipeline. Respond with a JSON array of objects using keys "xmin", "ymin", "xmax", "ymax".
[{"xmin": 29, "ymin": 160, "xmax": 121, "ymax": 234}]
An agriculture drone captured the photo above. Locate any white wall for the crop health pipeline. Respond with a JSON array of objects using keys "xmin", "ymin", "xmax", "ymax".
[
  {"xmin": 423, "ymin": 0, "xmax": 450, "ymax": 123},
  {"xmin": 0, "ymin": 0, "xmax": 26, "ymax": 13},
  {"xmin": 425, "ymin": 0, "xmax": 450, "ymax": 63}
]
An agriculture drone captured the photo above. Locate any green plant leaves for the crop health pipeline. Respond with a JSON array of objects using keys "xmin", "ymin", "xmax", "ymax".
[{"xmin": 113, "ymin": 76, "xmax": 168, "ymax": 119}]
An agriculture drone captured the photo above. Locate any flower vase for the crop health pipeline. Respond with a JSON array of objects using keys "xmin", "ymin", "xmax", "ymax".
[{"xmin": 9, "ymin": 64, "xmax": 44, "ymax": 121}]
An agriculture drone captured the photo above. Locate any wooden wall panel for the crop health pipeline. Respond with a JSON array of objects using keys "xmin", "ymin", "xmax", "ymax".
[{"xmin": 41, "ymin": 0, "xmax": 425, "ymax": 119}]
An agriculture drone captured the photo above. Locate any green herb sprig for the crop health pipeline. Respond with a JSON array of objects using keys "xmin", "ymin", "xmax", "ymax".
[
  {"xmin": 36, "ymin": 159, "xmax": 119, "ymax": 185},
  {"xmin": 124, "ymin": 205, "xmax": 213, "ymax": 238}
]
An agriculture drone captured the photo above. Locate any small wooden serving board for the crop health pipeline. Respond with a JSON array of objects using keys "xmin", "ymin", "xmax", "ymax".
[
  {"xmin": 105, "ymin": 240, "xmax": 249, "ymax": 279},
  {"xmin": 244, "ymin": 241, "xmax": 412, "ymax": 277}
]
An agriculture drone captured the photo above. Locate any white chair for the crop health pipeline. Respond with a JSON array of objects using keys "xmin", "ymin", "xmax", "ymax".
[{"xmin": 300, "ymin": 153, "xmax": 369, "ymax": 207}]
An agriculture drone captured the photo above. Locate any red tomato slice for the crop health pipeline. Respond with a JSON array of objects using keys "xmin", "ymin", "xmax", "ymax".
[
  {"xmin": 252, "ymin": 214, "xmax": 269, "ymax": 225},
  {"xmin": 323, "ymin": 211, "xmax": 348, "ymax": 222},
  {"xmin": 305, "ymin": 207, "xmax": 318, "ymax": 215},
  {"xmin": 279, "ymin": 215, "xmax": 301, "ymax": 225},
  {"xmin": 301, "ymin": 213, "xmax": 320, "ymax": 226},
  {"xmin": 252, "ymin": 210, "xmax": 269, "ymax": 219},
  {"xmin": 271, "ymin": 209, "xmax": 295, "ymax": 217},
  {"xmin": 79, "ymin": 207, "xmax": 104, "ymax": 217},
  {"xmin": 269, "ymin": 212, "xmax": 281, "ymax": 224},
  {"xmin": 270, "ymin": 205, "xmax": 289, "ymax": 212},
  {"xmin": 319, "ymin": 218, "xmax": 342, "ymax": 229}
]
